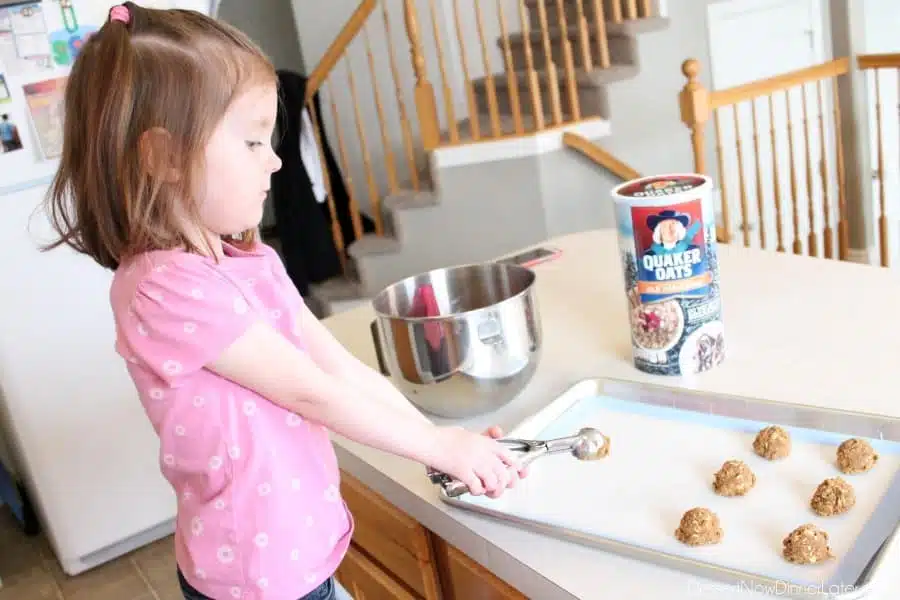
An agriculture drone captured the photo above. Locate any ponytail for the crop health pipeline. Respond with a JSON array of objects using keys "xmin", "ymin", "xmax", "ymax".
[{"xmin": 44, "ymin": 3, "xmax": 142, "ymax": 268}]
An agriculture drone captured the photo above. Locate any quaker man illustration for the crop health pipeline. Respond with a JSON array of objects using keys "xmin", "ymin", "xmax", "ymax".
[{"xmin": 646, "ymin": 209, "xmax": 701, "ymax": 255}]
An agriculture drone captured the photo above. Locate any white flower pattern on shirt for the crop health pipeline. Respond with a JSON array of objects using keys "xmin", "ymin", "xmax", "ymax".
[
  {"xmin": 217, "ymin": 545, "xmax": 235, "ymax": 564},
  {"xmin": 162, "ymin": 360, "xmax": 182, "ymax": 375},
  {"xmin": 324, "ymin": 485, "xmax": 339, "ymax": 503}
]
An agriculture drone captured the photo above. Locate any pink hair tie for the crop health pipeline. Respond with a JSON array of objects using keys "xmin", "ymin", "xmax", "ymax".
[{"xmin": 109, "ymin": 5, "xmax": 131, "ymax": 25}]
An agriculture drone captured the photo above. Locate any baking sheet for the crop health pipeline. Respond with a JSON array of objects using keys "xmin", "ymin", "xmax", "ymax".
[{"xmin": 441, "ymin": 379, "xmax": 900, "ymax": 597}]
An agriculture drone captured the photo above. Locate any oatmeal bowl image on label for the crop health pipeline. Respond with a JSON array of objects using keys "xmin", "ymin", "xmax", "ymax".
[{"xmin": 612, "ymin": 174, "xmax": 725, "ymax": 376}]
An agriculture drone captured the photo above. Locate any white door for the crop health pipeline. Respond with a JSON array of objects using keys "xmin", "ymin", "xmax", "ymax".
[
  {"xmin": 861, "ymin": 0, "xmax": 900, "ymax": 265},
  {"xmin": 706, "ymin": 0, "xmax": 829, "ymax": 255}
]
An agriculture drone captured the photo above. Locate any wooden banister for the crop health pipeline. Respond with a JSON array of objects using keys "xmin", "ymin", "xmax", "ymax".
[
  {"xmin": 305, "ymin": 0, "xmax": 378, "ymax": 103},
  {"xmin": 677, "ymin": 57, "xmax": 851, "ymax": 260},
  {"xmin": 855, "ymin": 52, "xmax": 900, "ymax": 267},
  {"xmin": 562, "ymin": 132, "xmax": 641, "ymax": 181},
  {"xmin": 857, "ymin": 53, "xmax": 900, "ymax": 70},
  {"xmin": 709, "ymin": 58, "xmax": 850, "ymax": 109}
]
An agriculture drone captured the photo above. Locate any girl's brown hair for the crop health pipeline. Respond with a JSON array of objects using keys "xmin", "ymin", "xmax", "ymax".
[{"xmin": 42, "ymin": 2, "xmax": 276, "ymax": 269}]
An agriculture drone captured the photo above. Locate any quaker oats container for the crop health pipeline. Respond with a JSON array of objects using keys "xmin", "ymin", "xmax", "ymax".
[{"xmin": 611, "ymin": 174, "xmax": 725, "ymax": 376}]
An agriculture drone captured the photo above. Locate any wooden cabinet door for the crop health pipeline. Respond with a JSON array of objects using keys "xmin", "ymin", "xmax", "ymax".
[
  {"xmin": 432, "ymin": 537, "xmax": 527, "ymax": 600},
  {"xmin": 340, "ymin": 471, "xmax": 442, "ymax": 599},
  {"xmin": 335, "ymin": 544, "xmax": 420, "ymax": 600}
]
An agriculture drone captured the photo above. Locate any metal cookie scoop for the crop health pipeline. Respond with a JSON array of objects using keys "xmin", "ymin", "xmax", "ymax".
[{"xmin": 427, "ymin": 427, "xmax": 610, "ymax": 498}]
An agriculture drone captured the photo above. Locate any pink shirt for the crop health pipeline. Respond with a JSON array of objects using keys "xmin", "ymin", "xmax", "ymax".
[{"xmin": 110, "ymin": 241, "xmax": 353, "ymax": 600}]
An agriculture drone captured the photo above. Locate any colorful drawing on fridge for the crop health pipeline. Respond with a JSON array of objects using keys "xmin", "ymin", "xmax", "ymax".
[
  {"xmin": 0, "ymin": 73, "xmax": 10, "ymax": 102},
  {"xmin": 23, "ymin": 75, "xmax": 65, "ymax": 159},
  {"xmin": 0, "ymin": 110, "xmax": 24, "ymax": 153},
  {"xmin": 0, "ymin": 0, "xmax": 219, "ymax": 194},
  {"xmin": 0, "ymin": 2, "xmax": 54, "ymax": 76}
]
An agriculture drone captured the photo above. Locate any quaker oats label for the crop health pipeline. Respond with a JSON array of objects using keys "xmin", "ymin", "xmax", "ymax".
[{"xmin": 612, "ymin": 174, "xmax": 726, "ymax": 377}]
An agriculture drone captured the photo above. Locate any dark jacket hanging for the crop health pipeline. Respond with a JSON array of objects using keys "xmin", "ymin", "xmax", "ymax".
[{"xmin": 271, "ymin": 69, "xmax": 374, "ymax": 296}]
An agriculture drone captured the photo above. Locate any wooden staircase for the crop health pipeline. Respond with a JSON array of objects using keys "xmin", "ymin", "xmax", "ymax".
[{"xmin": 295, "ymin": 0, "xmax": 669, "ymax": 312}]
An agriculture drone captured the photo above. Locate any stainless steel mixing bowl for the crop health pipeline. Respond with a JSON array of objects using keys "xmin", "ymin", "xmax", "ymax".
[{"xmin": 369, "ymin": 261, "xmax": 542, "ymax": 418}]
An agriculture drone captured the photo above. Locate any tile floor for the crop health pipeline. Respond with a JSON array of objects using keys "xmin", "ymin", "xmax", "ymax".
[{"xmin": 0, "ymin": 507, "xmax": 182, "ymax": 600}]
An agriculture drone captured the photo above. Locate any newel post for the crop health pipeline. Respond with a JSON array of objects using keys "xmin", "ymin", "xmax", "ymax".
[
  {"xmin": 403, "ymin": 0, "xmax": 440, "ymax": 151},
  {"xmin": 679, "ymin": 59, "xmax": 727, "ymax": 242},
  {"xmin": 679, "ymin": 58, "xmax": 710, "ymax": 175}
]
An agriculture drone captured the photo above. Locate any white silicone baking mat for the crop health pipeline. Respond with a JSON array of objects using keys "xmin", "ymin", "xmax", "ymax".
[{"xmin": 447, "ymin": 386, "xmax": 900, "ymax": 590}]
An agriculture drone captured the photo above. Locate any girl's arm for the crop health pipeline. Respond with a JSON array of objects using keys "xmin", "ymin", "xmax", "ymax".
[
  {"xmin": 210, "ymin": 320, "xmax": 432, "ymax": 456},
  {"xmin": 296, "ymin": 300, "xmax": 433, "ymax": 424},
  {"xmin": 208, "ymin": 320, "xmax": 517, "ymax": 496}
]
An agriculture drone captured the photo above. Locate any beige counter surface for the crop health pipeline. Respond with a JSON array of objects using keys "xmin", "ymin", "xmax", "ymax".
[{"xmin": 323, "ymin": 229, "xmax": 900, "ymax": 599}]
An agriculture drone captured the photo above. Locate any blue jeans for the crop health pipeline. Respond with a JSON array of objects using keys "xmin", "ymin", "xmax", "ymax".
[{"xmin": 177, "ymin": 568, "xmax": 336, "ymax": 600}]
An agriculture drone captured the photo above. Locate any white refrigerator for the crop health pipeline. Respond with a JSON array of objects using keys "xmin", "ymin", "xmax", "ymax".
[{"xmin": 0, "ymin": 0, "xmax": 219, "ymax": 575}]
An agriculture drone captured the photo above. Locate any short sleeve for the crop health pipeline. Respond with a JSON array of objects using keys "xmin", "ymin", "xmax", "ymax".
[{"xmin": 121, "ymin": 259, "xmax": 258, "ymax": 385}]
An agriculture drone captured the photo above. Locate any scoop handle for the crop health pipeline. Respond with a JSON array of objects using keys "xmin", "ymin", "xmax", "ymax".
[{"xmin": 442, "ymin": 480, "xmax": 471, "ymax": 498}]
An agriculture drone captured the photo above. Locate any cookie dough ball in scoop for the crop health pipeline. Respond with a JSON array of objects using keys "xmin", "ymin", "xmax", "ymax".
[
  {"xmin": 675, "ymin": 508, "xmax": 723, "ymax": 546},
  {"xmin": 782, "ymin": 524, "xmax": 834, "ymax": 565},
  {"xmin": 753, "ymin": 425, "xmax": 791, "ymax": 460},
  {"xmin": 810, "ymin": 477, "xmax": 856, "ymax": 517},
  {"xmin": 837, "ymin": 438, "xmax": 879, "ymax": 474},
  {"xmin": 713, "ymin": 460, "xmax": 757, "ymax": 497}
]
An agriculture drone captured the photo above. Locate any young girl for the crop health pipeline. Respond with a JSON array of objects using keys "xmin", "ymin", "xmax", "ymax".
[{"xmin": 43, "ymin": 4, "xmax": 525, "ymax": 599}]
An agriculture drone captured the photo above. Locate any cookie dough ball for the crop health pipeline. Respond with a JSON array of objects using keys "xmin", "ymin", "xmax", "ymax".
[
  {"xmin": 713, "ymin": 459, "xmax": 757, "ymax": 497},
  {"xmin": 782, "ymin": 524, "xmax": 834, "ymax": 565},
  {"xmin": 753, "ymin": 425, "xmax": 791, "ymax": 460},
  {"xmin": 810, "ymin": 477, "xmax": 856, "ymax": 517},
  {"xmin": 675, "ymin": 508, "xmax": 723, "ymax": 546},
  {"xmin": 836, "ymin": 438, "xmax": 879, "ymax": 474}
]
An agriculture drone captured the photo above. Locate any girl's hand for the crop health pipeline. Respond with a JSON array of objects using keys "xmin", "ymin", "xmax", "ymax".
[
  {"xmin": 483, "ymin": 426, "xmax": 529, "ymax": 497},
  {"xmin": 430, "ymin": 426, "xmax": 524, "ymax": 498}
]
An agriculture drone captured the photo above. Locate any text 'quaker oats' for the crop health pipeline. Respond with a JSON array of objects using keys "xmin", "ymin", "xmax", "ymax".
[{"xmin": 611, "ymin": 174, "xmax": 726, "ymax": 376}]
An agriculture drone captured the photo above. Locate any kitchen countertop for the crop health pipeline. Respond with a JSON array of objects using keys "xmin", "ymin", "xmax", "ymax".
[{"xmin": 323, "ymin": 228, "xmax": 900, "ymax": 600}]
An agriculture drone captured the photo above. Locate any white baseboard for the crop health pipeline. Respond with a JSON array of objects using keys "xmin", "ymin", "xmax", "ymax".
[
  {"xmin": 430, "ymin": 118, "xmax": 613, "ymax": 170},
  {"xmin": 327, "ymin": 297, "xmax": 370, "ymax": 315}
]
